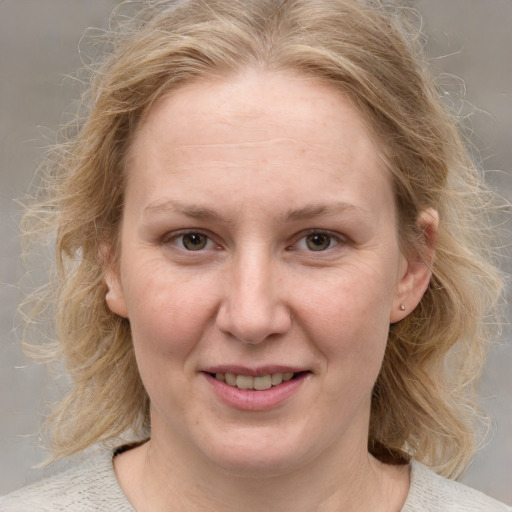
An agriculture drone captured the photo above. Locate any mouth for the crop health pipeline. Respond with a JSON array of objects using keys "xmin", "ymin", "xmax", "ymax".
[
  {"xmin": 206, "ymin": 371, "xmax": 307, "ymax": 391},
  {"xmin": 203, "ymin": 368, "xmax": 309, "ymax": 410}
]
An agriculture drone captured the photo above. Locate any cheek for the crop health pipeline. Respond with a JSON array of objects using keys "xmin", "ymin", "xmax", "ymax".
[
  {"xmin": 302, "ymin": 280, "xmax": 392, "ymax": 424},
  {"xmin": 296, "ymin": 263, "xmax": 395, "ymax": 369},
  {"xmin": 121, "ymin": 259, "xmax": 220, "ymax": 358},
  {"xmin": 123, "ymin": 266, "xmax": 221, "ymax": 410}
]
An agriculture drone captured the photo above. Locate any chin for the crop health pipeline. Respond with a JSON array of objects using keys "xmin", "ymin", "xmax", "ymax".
[
  {"xmin": 209, "ymin": 449, "xmax": 307, "ymax": 479},
  {"xmin": 197, "ymin": 426, "xmax": 320, "ymax": 478}
]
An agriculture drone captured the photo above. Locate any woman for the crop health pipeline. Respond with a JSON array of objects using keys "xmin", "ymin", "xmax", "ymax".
[{"xmin": 1, "ymin": 0, "xmax": 510, "ymax": 510}]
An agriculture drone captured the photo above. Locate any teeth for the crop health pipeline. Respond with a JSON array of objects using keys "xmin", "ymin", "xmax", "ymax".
[
  {"xmin": 214, "ymin": 372, "xmax": 297, "ymax": 390},
  {"xmin": 253, "ymin": 375, "xmax": 272, "ymax": 390},
  {"xmin": 236, "ymin": 375, "xmax": 253, "ymax": 390},
  {"xmin": 225, "ymin": 373, "xmax": 237, "ymax": 386},
  {"xmin": 271, "ymin": 373, "xmax": 283, "ymax": 385}
]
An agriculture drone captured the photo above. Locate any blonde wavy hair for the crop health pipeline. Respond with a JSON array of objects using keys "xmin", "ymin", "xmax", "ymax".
[{"xmin": 22, "ymin": 0, "xmax": 504, "ymax": 478}]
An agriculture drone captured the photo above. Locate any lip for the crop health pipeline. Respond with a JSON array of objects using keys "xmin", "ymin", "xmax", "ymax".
[
  {"xmin": 202, "ymin": 368, "xmax": 310, "ymax": 411},
  {"xmin": 203, "ymin": 365, "xmax": 307, "ymax": 377}
]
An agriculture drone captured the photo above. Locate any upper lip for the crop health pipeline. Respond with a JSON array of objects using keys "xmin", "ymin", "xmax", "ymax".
[{"xmin": 202, "ymin": 365, "xmax": 309, "ymax": 377}]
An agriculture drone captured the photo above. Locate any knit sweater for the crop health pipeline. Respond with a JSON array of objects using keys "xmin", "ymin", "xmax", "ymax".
[{"xmin": 1, "ymin": 452, "xmax": 510, "ymax": 511}]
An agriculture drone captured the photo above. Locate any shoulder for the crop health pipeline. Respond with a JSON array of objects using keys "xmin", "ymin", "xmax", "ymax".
[
  {"xmin": 0, "ymin": 451, "xmax": 134, "ymax": 512},
  {"xmin": 402, "ymin": 460, "xmax": 512, "ymax": 512}
]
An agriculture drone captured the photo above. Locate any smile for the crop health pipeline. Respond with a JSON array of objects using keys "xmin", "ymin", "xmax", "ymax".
[
  {"xmin": 213, "ymin": 372, "xmax": 295, "ymax": 390},
  {"xmin": 204, "ymin": 370, "xmax": 309, "ymax": 410}
]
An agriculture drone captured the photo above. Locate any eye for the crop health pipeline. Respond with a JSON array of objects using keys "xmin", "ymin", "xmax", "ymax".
[
  {"xmin": 305, "ymin": 233, "xmax": 333, "ymax": 251},
  {"xmin": 294, "ymin": 231, "xmax": 341, "ymax": 252},
  {"xmin": 170, "ymin": 232, "xmax": 214, "ymax": 251}
]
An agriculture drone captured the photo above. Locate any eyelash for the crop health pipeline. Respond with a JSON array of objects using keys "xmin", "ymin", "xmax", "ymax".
[
  {"xmin": 162, "ymin": 230, "xmax": 219, "ymax": 252},
  {"xmin": 290, "ymin": 230, "xmax": 343, "ymax": 252},
  {"xmin": 163, "ymin": 229, "xmax": 345, "ymax": 253}
]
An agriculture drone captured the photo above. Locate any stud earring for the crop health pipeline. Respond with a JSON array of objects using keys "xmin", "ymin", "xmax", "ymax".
[{"xmin": 400, "ymin": 304, "xmax": 406, "ymax": 311}]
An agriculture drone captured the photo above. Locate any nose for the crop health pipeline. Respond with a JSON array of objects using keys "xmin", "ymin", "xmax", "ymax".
[{"xmin": 216, "ymin": 251, "xmax": 292, "ymax": 345}]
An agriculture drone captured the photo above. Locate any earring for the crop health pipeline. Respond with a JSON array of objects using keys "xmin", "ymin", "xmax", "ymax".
[{"xmin": 400, "ymin": 304, "xmax": 406, "ymax": 311}]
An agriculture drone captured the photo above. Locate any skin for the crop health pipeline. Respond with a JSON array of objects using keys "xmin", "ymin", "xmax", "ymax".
[{"xmin": 106, "ymin": 69, "xmax": 436, "ymax": 511}]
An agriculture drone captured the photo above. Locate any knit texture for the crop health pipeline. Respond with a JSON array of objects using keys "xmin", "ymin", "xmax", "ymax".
[
  {"xmin": 401, "ymin": 461, "xmax": 511, "ymax": 512},
  {"xmin": 1, "ymin": 452, "xmax": 510, "ymax": 511},
  {"xmin": 0, "ymin": 452, "xmax": 134, "ymax": 512}
]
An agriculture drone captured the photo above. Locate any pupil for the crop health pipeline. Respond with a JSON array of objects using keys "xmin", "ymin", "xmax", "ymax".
[
  {"xmin": 307, "ymin": 233, "xmax": 330, "ymax": 251},
  {"xmin": 183, "ymin": 233, "xmax": 207, "ymax": 250}
]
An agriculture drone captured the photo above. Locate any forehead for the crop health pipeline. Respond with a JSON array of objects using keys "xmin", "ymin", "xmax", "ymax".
[
  {"xmin": 125, "ymin": 69, "xmax": 393, "ymax": 216},
  {"xmin": 131, "ymin": 69, "xmax": 383, "ymax": 161}
]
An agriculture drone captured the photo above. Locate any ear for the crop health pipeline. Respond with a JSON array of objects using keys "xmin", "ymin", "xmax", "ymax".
[
  {"xmin": 101, "ymin": 244, "xmax": 129, "ymax": 319},
  {"xmin": 390, "ymin": 209, "xmax": 438, "ymax": 323}
]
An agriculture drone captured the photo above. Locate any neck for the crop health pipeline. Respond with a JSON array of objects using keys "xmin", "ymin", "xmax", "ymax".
[{"xmin": 115, "ymin": 432, "xmax": 409, "ymax": 512}]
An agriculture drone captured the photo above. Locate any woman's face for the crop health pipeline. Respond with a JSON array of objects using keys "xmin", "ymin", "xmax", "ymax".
[{"xmin": 107, "ymin": 70, "xmax": 428, "ymax": 475}]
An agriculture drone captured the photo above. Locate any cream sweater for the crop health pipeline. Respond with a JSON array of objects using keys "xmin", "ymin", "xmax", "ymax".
[{"xmin": 1, "ymin": 452, "xmax": 510, "ymax": 511}]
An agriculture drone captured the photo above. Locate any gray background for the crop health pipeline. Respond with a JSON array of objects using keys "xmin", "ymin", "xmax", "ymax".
[{"xmin": 1, "ymin": 0, "xmax": 511, "ymax": 502}]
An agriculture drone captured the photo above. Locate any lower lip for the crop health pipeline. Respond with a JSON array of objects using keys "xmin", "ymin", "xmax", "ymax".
[{"xmin": 204, "ymin": 372, "xmax": 308, "ymax": 411}]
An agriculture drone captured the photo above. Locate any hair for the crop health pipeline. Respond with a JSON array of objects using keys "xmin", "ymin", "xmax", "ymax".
[{"xmin": 22, "ymin": 0, "xmax": 504, "ymax": 478}]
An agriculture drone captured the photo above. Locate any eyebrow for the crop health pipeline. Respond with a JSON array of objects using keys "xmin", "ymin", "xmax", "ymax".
[
  {"xmin": 143, "ymin": 199, "xmax": 370, "ymax": 223},
  {"xmin": 144, "ymin": 199, "xmax": 231, "ymax": 223},
  {"xmin": 282, "ymin": 202, "xmax": 370, "ymax": 221}
]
